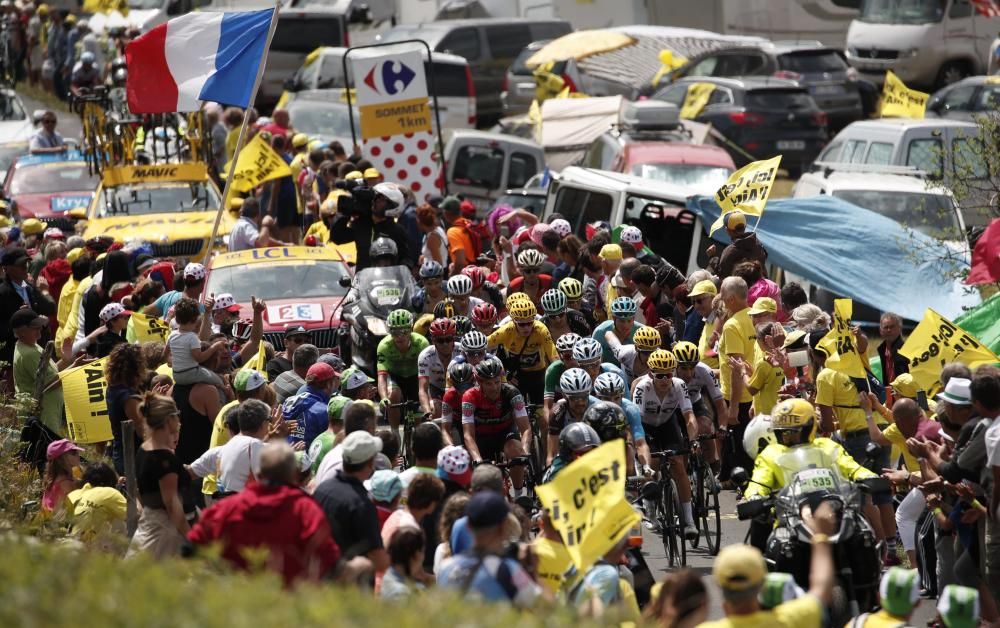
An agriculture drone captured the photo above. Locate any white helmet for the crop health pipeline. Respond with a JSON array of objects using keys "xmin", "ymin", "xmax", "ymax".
[
  {"xmin": 447, "ymin": 274, "xmax": 473, "ymax": 297},
  {"xmin": 559, "ymin": 367, "xmax": 593, "ymax": 395},
  {"xmin": 743, "ymin": 414, "xmax": 776, "ymax": 460},
  {"xmin": 373, "ymin": 182, "xmax": 404, "ymax": 209}
]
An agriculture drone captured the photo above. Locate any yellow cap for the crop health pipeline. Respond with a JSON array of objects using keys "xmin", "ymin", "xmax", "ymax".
[
  {"xmin": 37, "ymin": 4, "xmax": 49, "ymax": 16},
  {"xmin": 713, "ymin": 545, "xmax": 767, "ymax": 591},
  {"xmin": 66, "ymin": 247, "xmax": 84, "ymax": 264},
  {"xmin": 21, "ymin": 218, "xmax": 45, "ymax": 235},
  {"xmin": 724, "ymin": 211, "xmax": 746, "ymax": 231},
  {"xmin": 688, "ymin": 279, "xmax": 718, "ymax": 298},
  {"xmin": 345, "ymin": 171, "xmax": 363, "ymax": 181},
  {"xmin": 65, "ymin": 13, "xmax": 76, "ymax": 24},
  {"xmin": 229, "ymin": 197, "xmax": 244, "ymax": 210},
  {"xmin": 599, "ymin": 243, "xmax": 622, "ymax": 261},
  {"xmin": 363, "ymin": 167, "xmax": 381, "ymax": 179},
  {"xmin": 890, "ymin": 373, "xmax": 919, "ymax": 399},
  {"xmin": 0, "ymin": 215, "xmax": 9, "ymax": 228},
  {"xmin": 291, "ymin": 133, "xmax": 309, "ymax": 148},
  {"xmin": 748, "ymin": 297, "xmax": 777, "ymax": 316}
]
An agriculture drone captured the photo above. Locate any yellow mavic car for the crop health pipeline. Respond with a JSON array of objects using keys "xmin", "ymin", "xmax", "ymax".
[{"xmin": 76, "ymin": 162, "xmax": 235, "ymax": 260}]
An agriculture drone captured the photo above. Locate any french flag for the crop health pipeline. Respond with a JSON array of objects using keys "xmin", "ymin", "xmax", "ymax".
[{"xmin": 125, "ymin": 9, "xmax": 274, "ymax": 114}]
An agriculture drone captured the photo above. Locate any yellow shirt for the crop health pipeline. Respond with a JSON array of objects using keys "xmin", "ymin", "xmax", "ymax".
[
  {"xmin": 815, "ymin": 367, "xmax": 868, "ymax": 433},
  {"xmin": 488, "ymin": 320, "xmax": 557, "ymax": 372},
  {"xmin": 56, "ymin": 276, "xmax": 80, "ymax": 330},
  {"xmin": 533, "ymin": 537, "xmax": 572, "ymax": 595},
  {"xmin": 697, "ymin": 594, "xmax": 823, "ymax": 628},
  {"xmin": 719, "ymin": 308, "xmax": 755, "ymax": 404},
  {"xmin": 225, "ymin": 128, "xmax": 240, "ymax": 162},
  {"xmin": 748, "ymin": 351, "xmax": 783, "ymax": 416},
  {"xmin": 67, "ymin": 484, "xmax": 127, "ymax": 541},
  {"xmin": 882, "ymin": 423, "xmax": 920, "ymax": 472},
  {"xmin": 57, "ymin": 274, "xmax": 92, "ymax": 345},
  {"xmin": 202, "ymin": 399, "xmax": 239, "ymax": 495},
  {"xmin": 698, "ymin": 316, "xmax": 719, "ymax": 369},
  {"xmin": 305, "ymin": 220, "xmax": 330, "ymax": 243},
  {"xmin": 846, "ymin": 609, "xmax": 911, "ymax": 628}
]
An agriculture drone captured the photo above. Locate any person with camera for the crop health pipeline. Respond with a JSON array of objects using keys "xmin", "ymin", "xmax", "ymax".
[{"xmin": 329, "ymin": 180, "xmax": 414, "ymax": 270}]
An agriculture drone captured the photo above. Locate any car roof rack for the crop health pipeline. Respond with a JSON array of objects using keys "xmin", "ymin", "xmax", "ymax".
[{"xmin": 811, "ymin": 161, "xmax": 928, "ymax": 178}]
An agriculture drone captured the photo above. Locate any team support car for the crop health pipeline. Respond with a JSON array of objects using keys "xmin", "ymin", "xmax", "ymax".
[
  {"xmin": 71, "ymin": 161, "xmax": 234, "ymax": 260},
  {"xmin": 5, "ymin": 150, "xmax": 99, "ymax": 231},
  {"xmin": 205, "ymin": 244, "xmax": 356, "ymax": 351}
]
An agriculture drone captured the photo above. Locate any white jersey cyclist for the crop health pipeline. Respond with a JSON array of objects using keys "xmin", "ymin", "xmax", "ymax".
[{"xmin": 632, "ymin": 374, "xmax": 693, "ymax": 427}]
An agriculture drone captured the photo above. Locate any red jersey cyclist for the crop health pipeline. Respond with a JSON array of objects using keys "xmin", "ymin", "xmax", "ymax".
[
  {"xmin": 418, "ymin": 317, "xmax": 462, "ymax": 420},
  {"xmin": 440, "ymin": 361, "xmax": 475, "ymax": 446}
]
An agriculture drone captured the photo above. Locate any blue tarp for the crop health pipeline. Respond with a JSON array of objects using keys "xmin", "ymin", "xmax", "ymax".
[{"xmin": 686, "ymin": 194, "xmax": 980, "ymax": 322}]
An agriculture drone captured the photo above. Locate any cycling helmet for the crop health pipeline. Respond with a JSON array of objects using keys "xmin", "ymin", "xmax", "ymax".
[
  {"xmin": 879, "ymin": 567, "xmax": 921, "ymax": 618},
  {"xmin": 593, "ymin": 371, "xmax": 626, "ymax": 398},
  {"xmin": 461, "ymin": 265, "xmax": 486, "ymax": 289},
  {"xmin": 550, "ymin": 218, "xmax": 571, "ymax": 238},
  {"xmin": 369, "ymin": 237, "xmax": 398, "ymax": 262},
  {"xmin": 505, "ymin": 291, "xmax": 530, "ymax": 311},
  {"xmin": 673, "ymin": 341, "xmax": 700, "ymax": 366},
  {"xmin": 429, "ymin": 317, "xmax": 457, "ymax": 338},
  {"xmin": 583, "ymin": 401, "xmax": 627, "ymax": 442},
  {"xmin": 540, "ymin": 288, "xmax": 567, "ymax": 315},
  {"xmin": 448, "ymin": 361, "xmax": 475, "ymax": 389},
  {"xmin": 633, "ymin": 326, "xmax": 662, "ymax": 352},
  {"xmin": 471, "ymin": 302, "xmax": 497, "ymax": 325},
  {"xmin": 620, "ymin": 225, "xmax": 643, "ymax": 246},
  {"xmin": 386, "ymin": 309, "xmax": 414, "ymax": 332},
  {"xmin": 81, "ymin": 51, "xmax": 96, "ymax": 65},
  {"xmin": 232, "ymin": 318, "xmax": 253, "ymax": 342},
  {"xmin": 559, "ymin": 367, "xmax": 593, "ymax": 395},
  {"xmin": 452, "ymin": 315, "xmax": 473, "ymax": 336},
  {"xmin": 461, "ymin": 330, "xmax": 488, "ymax": 352},
  {"xmin": 508, "ymin": 298, "xmax": 537, "ymax": 322},
  {"xmin": 419, "ymin": 260, "xmax": 444, "ymax": 279},
  {"xmin": 555, "ymin": 332, "xmax": 580, "ymax": 356},
  {"xmin": 111, "ymin": 56, "xmax": 128, "ymax": 72},
  {"xmin": 647, "ymin": 349, "xmax": 678, "ymax": 372},
  {"xmin": 475, "ymin": 356, "xmax": 505, "ymax": 380},
  {"xmin": 447, "ymin": 274, "xmax": 473, "ymax": 296},
  {"xmin": 373, "ymin": 181, "xmax": 404, "ymax": 209},
  {"xmin": 759, "ymin": 573, "xmax": 804, "ymax": 610},
  {"xmin": 516, "ymin": 248, "xmax": 545, "ymax": 269},
  {"xmin": 433, "ymin": 298, "xmax": 457, "ymax": 319},
  {"xmin": 558, "ymin": 277, "xmax": 583, "ymax": 300},
  {"xmin": 771, "ymin": 398, "xmax": 817, "ymax": 446},
  {"xmin": 938, "ymin": 585, "xmax": 980, "ymax": 628},
  {"xmin": 743, "ymin": 414, "xmax": 776, "ymax": 459},
  {"xmin": 572, "ymin": 338, "xmax": 603, "ymax": 364},
  {"xmin": 303, "ymin": 234, "xmax": 318, "ymax": 247},
  {"xmin": 610, "ymin": 296, "xmax": 638, "ymax": 318},
  {"xmin": 558, "ymin": 422, "xmax": 601, "ymax": 459},
  {"xmin": 112, "ymin": 68, "xmax": 128, "ymax": 86}
]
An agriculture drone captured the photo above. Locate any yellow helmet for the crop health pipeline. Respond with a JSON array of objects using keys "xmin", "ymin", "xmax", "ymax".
[
  {"xmin": 558, "ymin": 277, "xmax": 583, "ymax": 299},
  {"xmin": 647, "ymin": 349, "xmax": 677, "ymax": 373},
  {"xmin": 673, "ymin": 341, "xmax": 699, "ymax": 365},
  {"xmin": 771, "ymin": 398, "xmax": 817, "ymax": 445},
  {"xmin": 633, "ymin": 326, "xmax": 661, "ymax": 352},
  {"xmin": 508, "ymin": 298, "xmax": 537, "ymax": 322},
  {"xmin": 505, "ymin": 291, "xmax": 530, "ymax": 311}
]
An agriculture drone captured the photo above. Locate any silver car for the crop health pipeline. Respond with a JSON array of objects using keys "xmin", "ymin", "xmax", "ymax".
[{"xmin": 501, "ymin": 40, "xmax": 551, "ymax": 117}]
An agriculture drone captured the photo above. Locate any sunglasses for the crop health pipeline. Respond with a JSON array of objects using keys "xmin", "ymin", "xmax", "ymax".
[
  {"xmin": 42, "ymin": 118, "xmax": 56, "ymax": 124},
  {"xmin": 515, "ymin": 321, "xmax": 534, "ymax": 328},
  {"xmin": 521, "ymin": 267, "xmax": 540, "ymax": 275},
  {"xmin": 613, "ymin": 315, "xmax": 634, "ymax": 322},
  {"xmin": 424, "ymin": 278, "xmax": 442, "ymax": 286},
  {"xmin": 434, "ymin": 336, "xmax": 454, "ymax": 344},
  {"xmin": 565, "ymin": 393, "xmax": 590, "ymax": 402},
  {"xmin": 597, "ymin": 394, "xmax": 622, "ymax": 402},
  {"xmin": 579, "ymin": 360, "xmax": 600, "ymax": 368},
  {"xmin": 653, "ymin": 372, "xmax": 674, "ymax": 380},
  {"xmin": 466, "ymin": 350, "xmax": 485, "ymax": 358},
  {"xmin": 390, "ymin": 331, "xmax": 410, "ymax": 338},
  {"xmin": 547, "ymin": 311, "xmax": 566, "ymax": 318},
  {"xmin": 286, "ymin": 335, "xmax": 309, "ymax": 344}
]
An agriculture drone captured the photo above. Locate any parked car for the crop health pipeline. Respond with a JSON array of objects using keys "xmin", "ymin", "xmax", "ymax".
[
  {"xmin": 377, "ymin": 18, "xmax": 572, "ymax": 125},
  {"xmin": 443, "ymin": 130, "xmax": 545, "ymax": 215},
  {"xmin": 493, "ymin": 186, "xmax": 547, "ymax": 218},
  {"xmin": 664, "ymin": 41, "xmax": 864, "ymax": 130},
  {"xmin": 502, "ymin": 39, "xmax": 551, "ymax": 117},
  {"xmin": 925, "ymin": 75, "xmax": 1000, "ymax": 121},
  {"xmin": 654, "ymin": 77, "xmax": 828, "ymax": 177},
  {"xmin": 580, "ymin": 100, "xmax": 735, "ymax": 195},
  {"xmin": 284, "ymin": 91, "xmax": 359, "ymax": 148}
]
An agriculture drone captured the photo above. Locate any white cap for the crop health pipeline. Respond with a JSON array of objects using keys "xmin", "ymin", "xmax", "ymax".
[
  {"xmin": 183, "ymin": 262, "xmax": 206, "ymax": 280},
  {"xmin": 342, "ymin": 431, "xmax": 382, "ymax": 465}
]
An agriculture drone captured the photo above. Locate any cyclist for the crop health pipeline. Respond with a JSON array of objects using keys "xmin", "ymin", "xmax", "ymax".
[
  {"xmin": 461, "ymin": 357, "xmax": 532, "ymax": 495},
  {"xmin": 573, "ymin": 337, "xmax": 629, "ymax": 394},
  {"xmin": 593, "ymin": 296, "xmax": 641, "ymax": 365},
  {"xmin": 413, "ymin": 260, "xmax": 447, "ymax": 315},
  {"xmin": 542, "ymin": 422, "xmax": 601, "ymax": 483},
  {"xmin": 559, "ymin": 277, "xmax": 595, "ymax": 329},
  {"xmin": 456, "ymin": 330, "xmax": 491, "ymax": 368},
  {"xmin": 673, "ymin": 340, "xmax": 727, "ymax": 473},
  {"xmin": 632, "ymin": 349, "xmax": 699, "ymax": 540},
  {"xmin": 508, "ymin": 248, "xmax": 553, "ymax": 308},
  {"xmin": 414, "ymin": 298, "xmax": 455, "ymax": 338},
  {"xmin": 543, "ymin": 332, "xmax": 580, "ymax": 414},
  {"xmin": 471, "ymin": 302, "xmax": 498, "ymax": 336},
  {"xmin": 487, "ymin": 298, "xmax": 557, "ymax": 405},
  {"xmin": 606, "ymin": 324, "xmax": 661, "ymax": 388},
  {"xmin": 593, "ymin": 371, "xmax": 652, "ymax": 476},
  {"xmin": 440, "ymin": 361, "xmax": 475, "ymax": 446},
  {"xmin": 377, "ymin": 309, "xmax": 430, "ymax": 432},
  {"xmin": 540, "ymin": 288, "xmax": 589, "ymax": 340},
  {"xmin": 418, "ymin": 317, "xmax": 461, "ymax": 418},
  {"xmin": 546, "ymin": 368, "xmax": 597, "ymax": 465},
  {"xmin": 462, "ymin": 265, "xmax": 504, "ymax": 312},
  {"xmin": 446, "ymin": 274, "xmax": 485, "ymax": 318}
]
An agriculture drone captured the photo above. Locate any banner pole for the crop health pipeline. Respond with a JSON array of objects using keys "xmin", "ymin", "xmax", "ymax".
[{"xmin": 203, "ymin": 3, "xmax": 281, "ymax": 266}]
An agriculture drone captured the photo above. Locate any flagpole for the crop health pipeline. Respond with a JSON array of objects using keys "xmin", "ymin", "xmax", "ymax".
[{"xmin": 203, "ymin": 3, "xmax": 281, "ymax": 266}]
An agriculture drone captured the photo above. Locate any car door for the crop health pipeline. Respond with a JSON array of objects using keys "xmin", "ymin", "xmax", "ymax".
[
  {"xmin": 437, "ymin": 28, "xmax": 486, "ymax": 116},
  {"xmin": 481, "ymin": 24, "xmax": 535, "ymax": 122}
]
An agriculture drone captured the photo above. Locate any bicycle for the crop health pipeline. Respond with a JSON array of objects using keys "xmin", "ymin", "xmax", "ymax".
[
  {"xmin": 641, "ymin": 448, "xmax": 689, "ymax": 568},
  {"xmin": 688, "ymin": 433, "xmax": 722, "ymax": 555},
  {"xmin": 385, "ymin": 400, "xmax": 426, "ymax": 469},
  {"xmin": 490, "ymin": 453, "xmax": 536, "ymax": 513},
  {"xmin": 523, "ymin": 403, "xmax": 546, "ymax": 482}
]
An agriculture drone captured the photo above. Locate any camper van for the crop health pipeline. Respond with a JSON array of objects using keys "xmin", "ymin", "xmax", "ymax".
[{"xmin": 846, "ymin": 0, "xmax": 1000, "ymax": 89}]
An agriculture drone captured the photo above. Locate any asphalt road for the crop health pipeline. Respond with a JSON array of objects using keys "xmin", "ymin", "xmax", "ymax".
[{"xmin": 20, "ymin": 91, "xmax": 82, "ymax": 142}]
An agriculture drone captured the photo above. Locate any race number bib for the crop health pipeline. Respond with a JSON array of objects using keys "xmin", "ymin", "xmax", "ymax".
[{"xmin": 794, "ymin": 468, "xmax": 837, "ymax": 493}]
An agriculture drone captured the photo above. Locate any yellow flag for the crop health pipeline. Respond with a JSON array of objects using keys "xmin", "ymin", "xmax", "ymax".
[
  {"xmin": 817, "ymin": 299, "xmax": 868, "ymax": 379},
  {"xmin": 535, "ymin": 440, "xmax": 641, "ymax": 572},
  {"xmin": 83, "ymin": 0, "xmax": 128, "ymax": 15},
  {"xmin": 679, "ymin": 82, "xmax": 715, "ymax": 119},
  {"xmin": 709, "ymin": 155, "xmax": 782, "ymax": 235},
  {"xmin": 225, "ymin": 134, "xmax": 293, "ymax": 194},
  {"xmin": 60, "ymin": 358, "xmax": 113, "ymax": 444},
  {"xmin": 879, "ymin": 71, "xmax": 927, "ymax": 119},
  {"xmin": 131, "ymin": 312, "xmax": 169, "ymax": 343},
  {"xmin": 900, "ymin": 309, "xmax": 1000, "ymax": 392},
  {"xmin": 651, "ymin": 49, "xmax": 688, "ymax": 87},
  {"xmin": 244, "ymin": 340, "xmax": 268, "ymax": 380}
]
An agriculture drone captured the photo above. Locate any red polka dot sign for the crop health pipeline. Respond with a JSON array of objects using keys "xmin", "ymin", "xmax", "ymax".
[{"xmin": 363, "ymin": 130, "xmax": 442, "ymax": 201}]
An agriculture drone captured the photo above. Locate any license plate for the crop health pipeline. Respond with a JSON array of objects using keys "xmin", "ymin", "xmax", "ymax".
[
  {"xmin": 776, "ymin": 140, "xmax": 806, "ymax": 150},
  {"xmin": 813, "ymin": 84, "xmax": 842, "ymax": 95},
  {"xmin": 50, "ymin": 195, "xmax": 92, "ymax": 212}
]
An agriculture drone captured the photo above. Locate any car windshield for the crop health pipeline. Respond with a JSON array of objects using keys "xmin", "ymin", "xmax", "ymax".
[
  {"xmin": 833, "ymin": 189, "xmax": 961, "ymax": 238},
  {"xmin": 378, "ymin": 27, "xmax": 445, "ymax": 48},
  {"xmin": 631, "ymin": 163, "xmax": 732, "ymax": 190},
  {"xmin": 746, "ymin": 89, "xmax": 814, "ymax": 110},
  {"xmin": 859, "ymin": 0, "xmax": 946, "ymax": 24},
  {"xmin": 973, "ymin": 85, "xmax": 1000, "ymax": 111},
  {"xmin": 207, "ymin": 260, "xmax": 350, "ymax": 302},
  {"xmin": 287, "ymin": 101, "xmax": 355, "ymax": 140},
  {"xmin": 10, "ymin": 162, "xmax": 98, "ymax": 195},
  {"xmin": 495, "ymin": 193, "xmax": 545, "ymax": 215},
  {"xmin": 97, "ymin": 182, "xmax": 219, "ymax": 217},
  {"xmin": 778, "ymin": 51, "xmax": 848, "ymax": 74}
]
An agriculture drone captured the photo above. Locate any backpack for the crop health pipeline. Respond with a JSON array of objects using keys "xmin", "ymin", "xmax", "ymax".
[{"xmin": 462, "ymin": 219, "xmax": 490, "ymax": 260}]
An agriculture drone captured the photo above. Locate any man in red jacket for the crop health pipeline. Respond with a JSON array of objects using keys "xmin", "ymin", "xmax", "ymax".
[{"xmin": 187, "ymin": 442, "xmax": 341, "ymax": 587}]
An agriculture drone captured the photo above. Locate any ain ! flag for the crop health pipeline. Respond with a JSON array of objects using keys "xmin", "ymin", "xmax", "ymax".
[
  {"xmin": 709, "ymin": 155, "xmax": 781, "ymax": 235},
  {"xmin": 817, "ymin": 298, "xmax": 868, "ymax": 379},
  {"xmin": 900, "ymin": 308, "xmax": 1000, "ymax": 392}
]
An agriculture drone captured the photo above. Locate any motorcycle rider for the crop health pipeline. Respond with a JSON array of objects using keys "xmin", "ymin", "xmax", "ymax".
[{"xmin": 542, "ymin": 422, "xmax": 601, "ymax": 483}]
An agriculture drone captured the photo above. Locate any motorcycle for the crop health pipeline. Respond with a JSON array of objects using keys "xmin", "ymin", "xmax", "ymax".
[
  {"xmin": 337, "ymin": 265, "xmax": 417, "ymax": 375},
  {"xmin": 734, "ymin": 447, "xmax": 890, "ymax": 625}
]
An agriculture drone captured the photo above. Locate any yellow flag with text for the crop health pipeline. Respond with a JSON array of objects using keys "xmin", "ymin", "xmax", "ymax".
[
  {"xmin": 131, "ymin": 312, "xmax": 169, "ymax": 343},
  {"xmin": 880, "ymin": 71, "xmax": 928, "ymax": 119},
  {"xmin": 244, "ymin": 340, "xmax": 268, "ymax": 380},
  {"xmin": 680, "ymin": 82, "xmax": 716, "ymax": 119},
  {"xmin": 225, "ymin": 134, "xmax": 293, "ymax": 194},
  {"xmin": 817, "ymin": 299, "xmax": 868, "ymax": 379},
  {"xmin": 536, "ymin": 439, "xmax": 640, "ymax": 572},
  {"xmin": 61, "ymin": 358, "xmax": 113, "ymax": 444},
  {"xmin": 899, "ymin": 308, "xmax": 1000, "ymax": 392},
  {"xmin": 709, "ymin": 155, "xmax": 782, "ymax": 235}
]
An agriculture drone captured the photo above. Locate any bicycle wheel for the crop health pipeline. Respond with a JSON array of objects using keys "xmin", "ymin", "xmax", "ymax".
[
  {"xmin": 699, "ymin": 463, "xmax": 722, "ymax": 555},
  {"xmin": 672, "ymin": 477, "xmax": 687, "ymax": 566},
  {"xmin": 689, "ymin": 466, "xmax": 703, "ymax": 550},
  {"xmin": 661, "ymin": 479, "xmax": 687, "ymax": 568}
]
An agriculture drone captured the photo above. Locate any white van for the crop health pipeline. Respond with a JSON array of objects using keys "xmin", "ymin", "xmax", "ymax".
[
  {"xmin": 444, "ymin": 130, "xmax": 545, "ymax": 215},
  {"xmin": 846, "ymin": 0, "xmax": 1000, "ymax": 89},
  {"xmin": 541, "ymin": 166, "xmax": 704, "ymax": 274}
]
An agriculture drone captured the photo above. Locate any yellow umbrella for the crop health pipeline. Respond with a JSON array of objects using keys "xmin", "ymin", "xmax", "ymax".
[{"xmin": 525, "ymin": 30, "xmax": 636, "ymax": 69}]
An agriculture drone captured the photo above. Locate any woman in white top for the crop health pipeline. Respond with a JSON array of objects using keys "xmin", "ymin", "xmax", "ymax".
[{"xmin": 417, "ymin": 204, "xmax": 448, "ymax": 266}]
